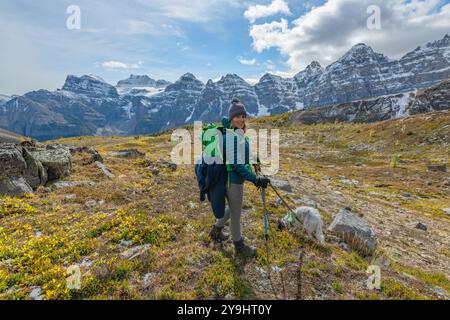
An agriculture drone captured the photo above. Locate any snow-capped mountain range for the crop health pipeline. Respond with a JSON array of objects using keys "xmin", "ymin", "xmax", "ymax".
[{"xmin": 0, "ymin": 34, "xmax": 449, "ymax": 140}]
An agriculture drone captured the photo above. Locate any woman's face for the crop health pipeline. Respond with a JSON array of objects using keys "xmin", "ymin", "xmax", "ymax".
[{"xmin": 231, "ymin": 114, "xmax": 246, "ymax": 130}]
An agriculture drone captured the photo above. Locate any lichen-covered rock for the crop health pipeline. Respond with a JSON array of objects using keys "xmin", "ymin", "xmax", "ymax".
[
  {"xmin": 0, "ymin": 144, "xmax": 33, "ymax": 196},
  {"xmin": 95, "ymin": 161, "xmax": 115, "ymax": 179},
  {"xmin": 22, "ymin": 147, "xmax": 47, "ymax": 189},
  {"xmin": 0, "ymin": 177, "xmax": 33, "ymax": 197},
  {"xmin": 0, "ymin": 143, "xmax": 27, "ymax": 178},
  {"xmin": 328, "ymin": 209, "xmax": 377, "ymax": 256},
  {"xmin": 30, "ymin": 146, "xmax": 72, "ymax": 181},
  {"xmin": 108, "ymin": 149, "xmax": 145, "ymax": 158},
  {"xmin": 1, "ymin": 143, "xmax": 72, "ymax": 196},
  {"xmin": 51, "ymin": 180, "xmax": 95, "ymax": 190}
]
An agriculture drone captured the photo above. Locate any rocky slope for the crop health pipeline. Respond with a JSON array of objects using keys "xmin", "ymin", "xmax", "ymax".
[
  {"xmin": 287, "ymin": 77, "xmax": 450, "ymax": 126},
  {"xmin": 0, "ymin": 34, "xmax": 449, "ymax": 140},
  {"xmin": 0, "ymin": 109, "xmax": 448, "ymax": 300}
]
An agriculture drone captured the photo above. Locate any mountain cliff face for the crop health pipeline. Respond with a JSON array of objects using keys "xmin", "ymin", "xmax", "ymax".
[
  {"xmin": 0, "ymin": 34, "xmax": 449, "ymax": 140},
  {"xmin": 288, "ymin": 77, "xmax": 450, "ymax": 126},
  {"xmin": 62, "ymin": 75, "xmax": 119, "ymax": 99},
  {"xmin": 408, "ymin": 78, "xmax": 450, "ymax": 115}
]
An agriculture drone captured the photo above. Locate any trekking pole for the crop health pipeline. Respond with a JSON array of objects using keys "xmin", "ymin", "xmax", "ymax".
[
  {"xmin": 254, "ymin": 164, "xmax": 270, "ymax": 241},
  {"xmin": 259, "ymin": 186, "xmax": 279, "ymax": 300},
  {"xmin": 254, "ymin": 164, "xmax": 280, "ymax": 299},
  {"xmin": 257, "ymin": 169, "xmax": 305, "ymax": 300},
  {"xmin": 260, "ymin": 187, "xmax": 269, "ymax": 242}
]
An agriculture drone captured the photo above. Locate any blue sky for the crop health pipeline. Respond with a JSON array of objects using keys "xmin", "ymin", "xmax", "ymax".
[{"xmin": 1, "ymin": 0, "xmax": 449, "ymax": 95}]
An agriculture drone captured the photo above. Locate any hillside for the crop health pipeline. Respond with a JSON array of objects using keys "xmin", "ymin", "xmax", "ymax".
[
  {"xmin": 0, "ymin": 110, "xmax": 449, "ymax": 300},
  {"xmin": 0, "ymin": 128, "xmax": 21, "ymax": 143}
]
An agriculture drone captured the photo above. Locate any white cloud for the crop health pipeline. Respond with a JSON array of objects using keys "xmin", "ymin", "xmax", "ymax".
[
  {"xmin": 249, "ymin": 0, "xmax": 450, "ymax": 74},
  {"xmin": 136, "ymin": 0, "xmax": 245, "ymax": 23},
  {"xmin": 244, "ymin": 0, "xmax": 292, "ymax": 23},
  {"xmin": 239, "ymin": 57, "xmax": 257, "ymax": 65},
  {"xmin": 101, "ymin": 61, "xmax": 142, "ymax": 70}
]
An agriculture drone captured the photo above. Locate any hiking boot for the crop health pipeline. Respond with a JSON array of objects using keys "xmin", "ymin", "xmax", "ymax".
[
  {"xmin": 209, "ymin": 225, "xmax": 229, "ymax": 243},
  {"xmin": 234, "ymin": 238, "xmax": 257, "ymax": 258}
]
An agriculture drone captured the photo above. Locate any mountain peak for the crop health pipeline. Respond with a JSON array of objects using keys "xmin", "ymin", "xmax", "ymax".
[
  {"xmin": 426, "ymin": 33, "xmax": 450, "ymax": 49},
  {"xmin": 305, "ymin": 61, "xmax": 324, "ymax": 74},
  {"xmin": 308, "ymin": 61, "xmax": 322, "ymax": 69},
  {"xmin": 348, "ymin": 43, "xmax": 373, "ymax": 53},
  {"xmin": 337, "ymin": 43, "xmax": 387, "ymax": 65},
  {"xmin": 180, "ymin": 73, "xmax": 197, "ymax": 80},
  {"xmin": 62, "ymin": 74, "xmax": 118, "ymax": 98},
  {"xmin": 165, "ymin": 73, "xmax": 204, "ymax": 92},
  {"xmin": 294, "ymin": 61, "xmax": 324, "ymax": 82},
  {"xmin": 218, "ymin": 73, "xmax": 248, "ymax": 85}
]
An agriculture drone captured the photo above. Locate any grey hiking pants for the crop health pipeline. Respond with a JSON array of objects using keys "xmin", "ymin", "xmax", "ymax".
[{"xmin": 215, "ymin": 183, "xmax": 244, "ymax": 242}]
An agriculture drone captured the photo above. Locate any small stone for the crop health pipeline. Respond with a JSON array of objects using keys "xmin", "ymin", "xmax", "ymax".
[
  {"xmin": 400, "ymin": 192, "xmax": 412, "ymax": 198},
  {"xmin": 119, "ymin": 240, "xmax": 133, "ymax": 247},
  {"xmin": 374, "ymin": 183, "xmax": 391, "ymax": 188},
  {"xmin": 157, "ymin": 160, "xmax": 177, "ymax": 172},
  {"xmin": 65, "ymin": 194, "xmax": 77, "ymax": 200},
  {"xmin": 143, "ymin": 273, "xmax": 156, "ymax": 289},
  {"xmin": 415, "ymin": 222, "xmax": 428, "ymax": 231},
  {"xmin": 95, "ymin": 161, "xmax": 115, "ymax": 179},
  {"xmin": 121, "ymin": 244, "xmax": 150, "ymax": 260},
  {"xmin": 189, "ymin": 201, "xmax": 199, "ymax": 209},
  {"xmin": 441, "ymin": 208, "xmax": 450, "ymax": 216},
  {"xmin": 339, "ymin": 242, "xmax": 350, "ymax": 251},
  {"xmin": 84, "ymin": 200, "xmax": 97, "ymax": 208},
  {"xmin": 427, "ymin": 164, "xmax": 447, "ymax": 173},
  {"xmin": 43, "ymin": 187, "xmax": 52, "ymax": 193},
  {"xmin": 80, "ymin": 259, "xmax": 94, "ymax": 267},
  {"xmin": 29, "ymin": 286, "xmax": 43, "ymax": 300},
  {"xmin": 52, "ymin": 180, "xmax": 95, "ymax": 190}
]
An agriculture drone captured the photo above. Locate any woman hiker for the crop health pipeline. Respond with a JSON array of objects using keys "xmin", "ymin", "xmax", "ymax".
[{"xmin": 209, "ymin": 98, "xmax": 270, "ymax": 258}]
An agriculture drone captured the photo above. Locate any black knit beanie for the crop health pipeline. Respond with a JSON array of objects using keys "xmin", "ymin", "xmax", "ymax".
[{"xmin": 228, "ymin": 97, "xmax": 247, "ymax": 120}]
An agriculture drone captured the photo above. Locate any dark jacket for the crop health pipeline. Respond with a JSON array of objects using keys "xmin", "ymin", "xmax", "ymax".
[{"xmin": 195, "ymin": 117, "xmax": 256, "ymax": 219}]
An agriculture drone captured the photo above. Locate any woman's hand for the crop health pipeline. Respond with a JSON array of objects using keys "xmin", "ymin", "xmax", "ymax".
[{"xmin": 255, "ymin": 176, "xmax": 270, "ymax": 189}]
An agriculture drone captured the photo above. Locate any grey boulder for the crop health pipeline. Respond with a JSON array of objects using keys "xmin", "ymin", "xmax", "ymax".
[
  {"xmin": 0, "ymin": 177, "xmax": 33, "ymax": 197},
  {"xmin": 328, "ymin": 209, "xmax": 377, "ymax": 255},
  {"xmin": 0, "ymin": 144, "xmax": 37, "ymax": 196},
  {"xmin": 30, "ymin": 146, "xmax": 72, "ymax": 181}
]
